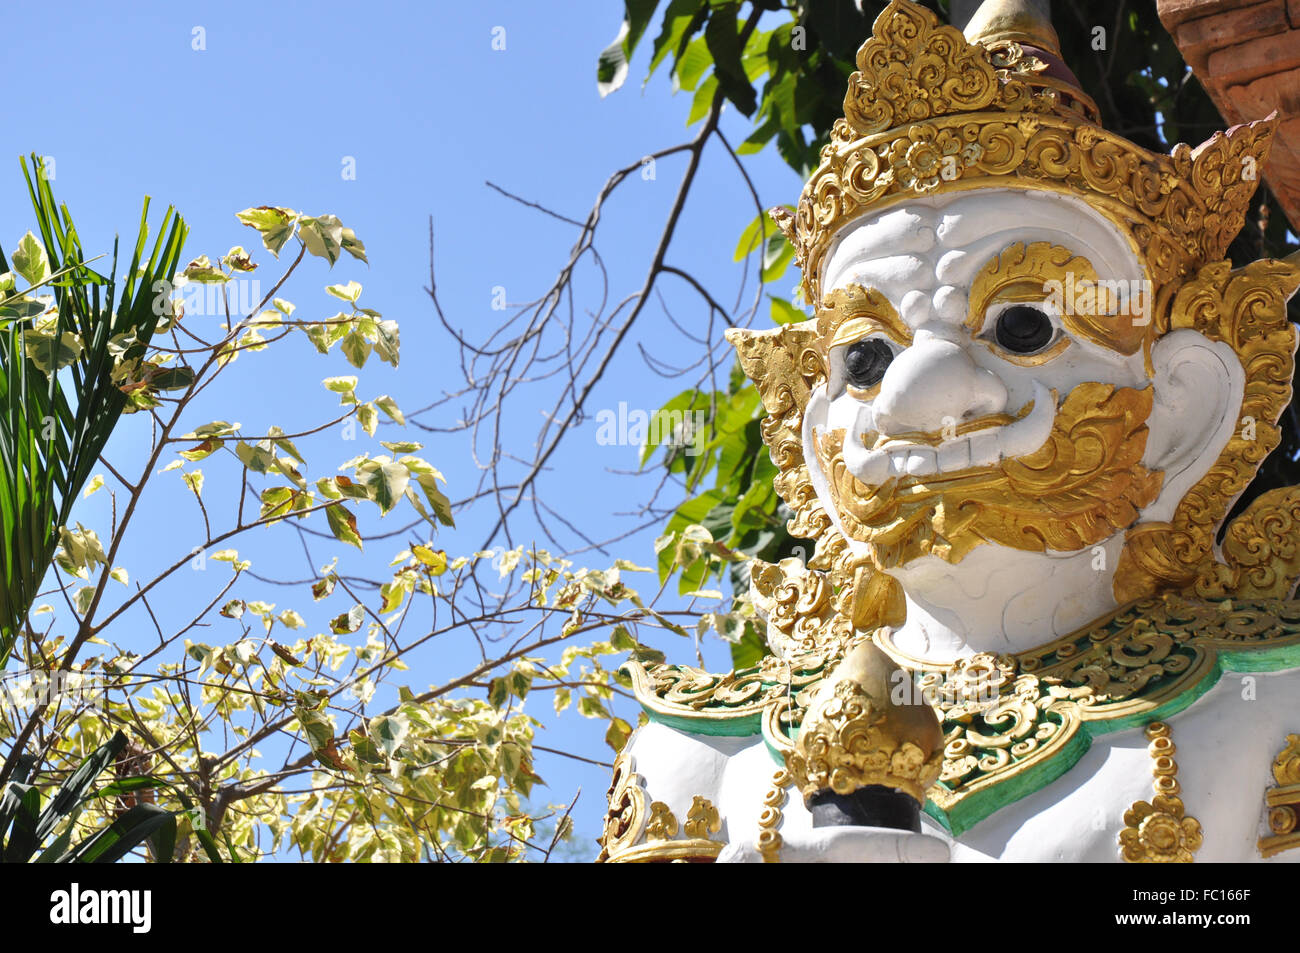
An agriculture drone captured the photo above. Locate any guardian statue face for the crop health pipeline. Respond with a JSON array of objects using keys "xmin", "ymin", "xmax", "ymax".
[{"xmin": 728, "ymin": 0, "xmax": 1300, "ymax": 623}]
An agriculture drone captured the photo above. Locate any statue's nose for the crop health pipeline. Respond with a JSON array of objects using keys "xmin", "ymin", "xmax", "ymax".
[{"xmin": 872, "ymin": 334, "xmax": 1007, "ymax": 435}]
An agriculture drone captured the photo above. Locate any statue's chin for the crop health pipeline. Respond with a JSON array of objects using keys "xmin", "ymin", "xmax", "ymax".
[{"xmin": 881, "ymin": 540, "xmax": 1128, "ymax": 659}]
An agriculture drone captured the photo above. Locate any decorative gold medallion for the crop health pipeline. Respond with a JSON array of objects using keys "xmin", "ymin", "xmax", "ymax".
[
  {"xmin": 1258, "ymin": 733, "xmax": 1300, "ymax": 859},
  {"xmin": 1119, "ymin": 722, "xmax": 1202, "ymax": 863}
]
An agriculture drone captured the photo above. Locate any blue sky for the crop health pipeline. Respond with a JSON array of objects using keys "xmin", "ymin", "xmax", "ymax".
[{"xmin": 2, "ymin": 0, "xmax": 807, "ymax": 858}]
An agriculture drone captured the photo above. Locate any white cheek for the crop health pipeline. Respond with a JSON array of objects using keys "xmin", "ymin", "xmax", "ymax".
[
  {"xmin": 827, "ymin": 392, "xmax": 870, "ymax": 435},
  {"xmin": 966, "ymin": 341, "xmax": 1147, "ymax": 408}
]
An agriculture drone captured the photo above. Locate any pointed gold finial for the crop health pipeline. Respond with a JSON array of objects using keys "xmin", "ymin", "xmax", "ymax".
[
  {"xmin": 963, "ymin": 0, "xmax": 1061, "ymax": 58},
  {"xmin": 785, "ymin": 642, "xmax": 943, "ymax": 807}
]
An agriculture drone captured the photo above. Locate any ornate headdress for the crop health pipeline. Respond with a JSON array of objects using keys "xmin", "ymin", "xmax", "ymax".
[{"xmin": 774, "ymin": 0, "xmax": 1277, "ymax": 308}]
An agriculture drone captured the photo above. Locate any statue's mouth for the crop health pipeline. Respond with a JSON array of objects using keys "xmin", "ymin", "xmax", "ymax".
[
  {"xmin": 839, "ymin": 381, "xmax": 1057, "ymax": 484},
  {"xmin": 807, "ymin": 381, "xmax": 1161, "ymax": 568}
]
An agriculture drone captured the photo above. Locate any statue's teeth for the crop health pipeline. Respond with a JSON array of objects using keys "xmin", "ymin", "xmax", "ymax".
[
  {"xmin": 968, "ymin": 430, "xmax": 1001, "ymax": 468},
  {"xmin": 906, "ymin": 449, "xmax": 936, "ymax": 476},
  {"xmin": 937, "ymin": 439, "xmax": 971, "ymax": 473}
]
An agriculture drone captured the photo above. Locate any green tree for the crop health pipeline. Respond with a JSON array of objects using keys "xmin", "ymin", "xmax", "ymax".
[{"xmin": 0, "ymin": 172, "xmax": 744, "ymax": 860}]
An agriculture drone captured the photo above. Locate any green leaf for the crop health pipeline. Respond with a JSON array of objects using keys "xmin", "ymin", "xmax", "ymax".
[
  {"xmin": 597, "ymin": 0, "xmax": 660, "ymax": 97},
  {"xmin": 598, "ymin": 21, "xmax": 633, "ymax": 96},
  {"xmin": 357, "ymin": 402, "xmax": 378, "ymax": 436},
  {"xmin": 183, "ymin": 255, "xmax": 228, "ymax": 283},
  {"xmin": 236, "ymin": 441, "xmax": 275, "ymax": 474},
  {"xmin": 687, "ymin": 74, "xmax": 719, "ymax": 124},
  {"xmin": 35, "ymin": 731, "xmax": 129, "ymax": 846},
  {"xmin": 74, "ymin": 586, "xmax": 95, "ymax": 614},
  {"xmin": 647, "ymin": 0, "xmax": 704, "ymax": 80},
  {"xmin": 259, "ymin": 486, "xmax": 295, "ymax": 520},
  {"xmin": 356, "ymin": 459, "xmax": 410, "ymax": 515},
  {"xmin": 375, "ymin": 395, "xmax": 405, "ymax": 425},
  {"xmin": 761, "ymin": 232, "xmax": 794, "ymax": 282},
  {"xmin": 703, "ymin": 3, "xmax": 756, "ymax": 115},
  {"xmin": 11, "ymin": 230, "xmax": 49, "ymax": 284},
  {"xmin": 412, "ymin": 545, "xmax": 447, "ymax": 574},
  {"xmin": 329, "ymin": 603, "xmax": 365, "ymax": 634},
  {"xmin": 25, "ymin": 330, "xmax": 84, "ymax": 373},
  {"xmin": 298, "ymin": 215, "xmax": 344, "ymax": 265},
  {"xmin": 2, "ymin": 784, "xmax": 42, "ymax": 863},
  {"xmin": 267, "ymin": 425, "xmax": 305, "ymax": 464},
  {"xmin": 325, "ymin": 503, "xmax": 363, "ymax": 550},
  {"xmin": 0, "ymin": 293, "xmax": 46, "ymax": 320},
  {"xmin": 605, "ymin": 717, "xmax": 633, "ymax": 753},
  {"xmin": 769, "ymin": 295, "xmax": 804, "ymax": 325},
  {"xmin": 67, "ymin": 804, "xmax": 178, "ymax": 864},
  {"xmin": 323, "ymin": 375, "xmax": 358, "ymax": 396},
  {"xmin": 413, "ymin": 471, "xmax": 455, "ymax": 527},
  {"xmin": 341, "ymin": 228, "xmax": 368, "ymax": 263},
  {"xmin": 729, "ymin": 621, "xmax": 769, "ymax": 670},
  {"xmin": 326, "ymin": 280, "xmax": 362, "ymax": 302},
  {"xmin": 675, "ymin": 34, "xmax": 713, "ymax": 91},
  {"xmin": 236, "ymin": 206, "xmax": 297, "ymax": 256},
  {"xmin": 149, "ymin": 365, "xmax": 195, "ymax": 391},
  {"xmin": 370, "ymin": 713, "xmax": 409, "ymax": 758},
  {"xmin": 733, "ymin": 210, "xmax": 768, "ymax": 261},
  {"xmin": 341, "ymin": 330, "xmax": 372, "ymax": 368},
  {"xmin": 373, "ymin": 320, "xmax": 400, "ymax": 365}
]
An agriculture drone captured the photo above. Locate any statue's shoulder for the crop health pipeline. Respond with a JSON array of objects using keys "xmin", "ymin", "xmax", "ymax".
[
  {"xmin": 1016, "ymin": 592, "xmax": 1300, "ymax": 697},
  {"xmin": 919, "ymin": 593, "xmax": 1300, "ymax": 837}
]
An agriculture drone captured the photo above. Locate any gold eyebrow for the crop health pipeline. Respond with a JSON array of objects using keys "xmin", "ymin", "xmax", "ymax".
[
  {"xmin": 967, "ymin": 241, "xmax": 1148, "ymax": 355},
  {"xmin": 816, "ymin": 283, "xmax": 912, "ymax": 349}
]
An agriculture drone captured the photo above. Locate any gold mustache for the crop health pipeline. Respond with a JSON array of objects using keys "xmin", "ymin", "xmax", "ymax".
[
  {"xmin": 864, "ymin": 399, "xmax": 1038, "ymax": 451},
  {"xmin": 816, "ymin": 383, "xmax": 1164, "ymax": 569}
]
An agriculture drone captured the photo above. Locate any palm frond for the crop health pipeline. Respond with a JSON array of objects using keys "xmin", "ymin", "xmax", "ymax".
[{"xmin": 0, "ymin": 155, "xmax": 188, "ymax": 665}]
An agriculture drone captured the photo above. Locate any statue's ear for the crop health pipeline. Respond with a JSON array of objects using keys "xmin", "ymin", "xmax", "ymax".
[
  {"xmin": 1141, "ymin": 329, "xmax": 1245, "ymax": 523},
  {"xmin": 1116, "ymin": 256, "xmax": 1300, "ymax": 603},
  {"xmin": 1149, "ymin": 257, "xmax": 1300, "ymax": 526}
]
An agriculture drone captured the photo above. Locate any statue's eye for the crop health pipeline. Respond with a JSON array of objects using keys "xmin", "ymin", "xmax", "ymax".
[
  {"xmin": 994, "ymin": 305, "xmax": 1054, "ymax": 354},
  {"xmin": 844, "ymin": 339, "xmax": 893, "ymax": 389}
]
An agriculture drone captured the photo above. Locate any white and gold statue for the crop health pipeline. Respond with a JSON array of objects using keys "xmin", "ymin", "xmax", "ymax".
[{"xmin": 598, "ymin": 0, "xmax": 1300, "ymax": 863}]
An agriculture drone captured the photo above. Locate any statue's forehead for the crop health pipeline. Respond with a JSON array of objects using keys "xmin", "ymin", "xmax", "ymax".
[{"xmin": 821, "ymin": 188, "xmax": 1146, "ymax": 309}]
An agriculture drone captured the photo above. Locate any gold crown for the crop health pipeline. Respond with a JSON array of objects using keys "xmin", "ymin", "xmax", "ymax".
[{"xmin": 776, "ymin": 0, "xmax": 1278, "ymax": 306}]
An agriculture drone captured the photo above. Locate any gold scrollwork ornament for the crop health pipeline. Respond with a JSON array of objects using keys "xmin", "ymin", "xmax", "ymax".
[{"xmin": 597, "ymin": 750, "xmax": 728, "ymax": 863}]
